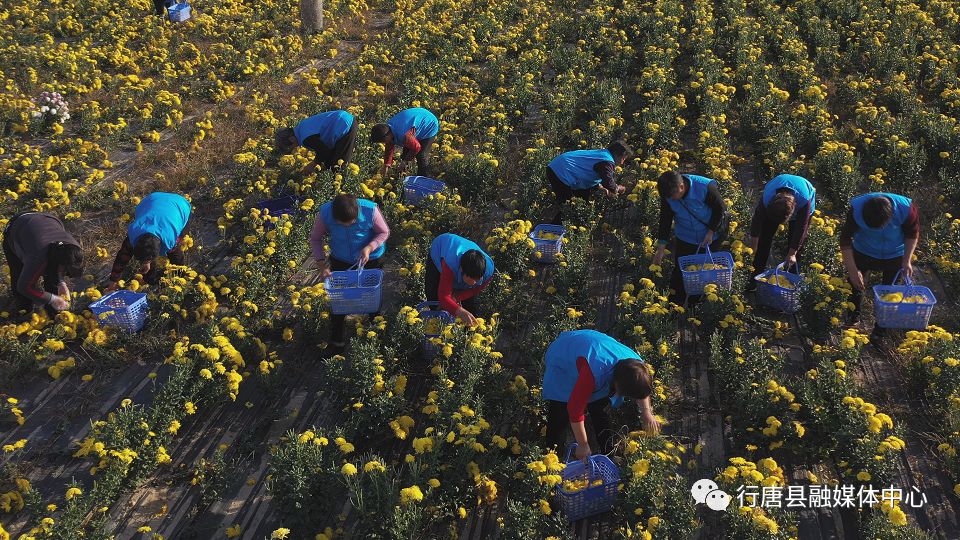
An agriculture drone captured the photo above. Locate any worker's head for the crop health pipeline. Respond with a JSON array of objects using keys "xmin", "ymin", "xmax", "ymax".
[
  {"xmin": 612, "ymin": 359, "xmax": 653, "ymax": 400},
  {"xmin": 460, "ymin": 250, "xmax": 487, "ymax": 286},
  {"xmin": 657, "ymin": 171, "xmax": 686, "ymax": 200},
  {"xmin": 766, "ymin": 192, "xmax": 797, "ymax": 225},
  {"xmin": 133, "ymin": 234, "xmax": 162, "ymax": 263},
  {"xmin": 863, "ymin": 195, "xmax": 894, "ymax": 228},
  {"xmin": 370, "ymin": 124, "xmax": 393, "ymax": 145},
  {"xmin": 48, "ymin": 242, "xmax": 83, "ymax": 278},
  {"xmin": 608, "ymin": 140, "xmax": 634, "ymax": 166},
  {"xmin": 274, "ymin": 127, "xmax": 297, "ymax": 155},
  {"xmin": 332, "ymin": 194, "xmax": 359, "ymax": 225}
]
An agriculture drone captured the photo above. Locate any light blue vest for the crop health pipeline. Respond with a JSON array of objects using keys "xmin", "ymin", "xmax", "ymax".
[
  {"xmin": 128, "ymin": 192, "xmax": 191, "ymax": 255},
  {"xmin": 319, "ymin": 199, "xmax": 386, "ymax": 264},
  {"xmin": 547, "ymin": 149, "xmax": 615, "ymax": 190},
  {"xmin": 542, "ymin": 330, "xmax": 642, "ymax": 403},
  {"xmin": 666, "ymin": 174, "xmax": 715, "ymax": 245},
  {"xmin": 429, "ymin": 233, "xmax": 494, "ymax": 290},
  {"xmin": 762, "ymin": 174, "xmax": 816, "ymax": 218},
  {"xmin": 294, "ymin": 110, "xmax": 355, "ymax": 149},
  {"xmin": 851, "ymin": 193, "xmax": 913, "ymax": 259},
  {"xmin": 387, "ymin": 108, "xmax": 439, "ymax": 142}
]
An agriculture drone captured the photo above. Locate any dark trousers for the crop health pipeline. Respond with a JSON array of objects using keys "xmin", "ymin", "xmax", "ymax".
[
  {"xmin": 751, "ymin": 218, "xmax": 806, "ymax": 278},
  {"xmin": 848, "ymin": 249, "xmax": 901, "ymax": 323},
  {"xmin": 142, "ymin": 228, "xmax": 187, "ymax": 285},
  {"xmin": 329, "ymin": 256, "xmax": 384, "ymax": 345},
  {"xmin": 670, "ymin": 238, "xmax": 722, "ymax": 305},
  {"xmin": 317, "ymin": 121, "xmax": 358, "ymax": 170},
  {"xmin": 546, "ymin": 168, "xmax": 597, "ymax": 224},
  {"xmin": 402, "ymin": 136, "xmax": 435, "ymax": 177},
  {"xmin": 153, "ymin": 0, "xmax": 169, "ymax": 15},
  {"xmin": 546, "ymin": 398, "xmax": 615, "ymax": 455},
  {"xmin": 2, "ymin": 231, "xmax": 58, "ymax": 313},
  {"xmin": 424, "ymin": 261, "xmax": 478, "ymax": 314}
]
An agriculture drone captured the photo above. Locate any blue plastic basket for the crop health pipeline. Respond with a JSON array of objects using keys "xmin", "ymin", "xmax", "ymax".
[
  {"xmin": 167, "ymin": 1, "xmax": 191, "ymax": 22},
  {"xmin": 530, "ymin": 224, "xmax": 566, "ymax": 263},
  {"xmin": 324, "ymin": 264, "xmax": 384, "ymax": 315},
  {"xmin": 253, "ymin": 195, "xmax": 303, "ymax": 229},
  {"xmin": 556, "ymin": 443, "xmax": 620, "ymax": 521},
  {"xmin": 678, "ymin": 246, "xmax": 734, "ymax": 295},
  {"xmin": 416, "ymin": 301, "xmax": 454, "ymax": 358},
  {"xmin": 403, "ymin": 176, "xmax": 446, "ymax": 205},
  {"xmin": 873, "ymin": 270, "xmax": 937, "ymax": 329},
  {"xmin": 89, "ymin": 290, "xmax": 149, "ymax": 332},
  {"xmin": 755, "ymin": 265, "xmax": 802, "ymax": 314}
]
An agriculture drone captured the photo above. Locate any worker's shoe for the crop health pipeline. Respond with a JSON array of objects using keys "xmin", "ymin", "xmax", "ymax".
[{"xmin": 844, "ymin": 310, "xmax": 862, "ymax": 328}]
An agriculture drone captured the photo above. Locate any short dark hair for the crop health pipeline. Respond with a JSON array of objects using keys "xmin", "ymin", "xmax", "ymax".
[
  {"xmin": 657, "ymin": 171, "xmax": 684, "ymax": 199},
  {"xmin": 133, "ymin": 234, "xmax": 162, "ymax": 262},
  {"xmin": 460, "ymin": 250, "xmax": 487, "ymax": 280},
  {"xmin": 863, "ymin": 195, "xmax": 894, "ymax": 228},
  {"xmin": 370, "ymin": 124, "xmax": 392, "ymax": 144},
  {"xmin": 274, "ymin": 127, "xmax": 297, "ymax": 155},
  {"xmin": 613, "ymin": 359, "xmax": 653, "ymax": 400},
  {"xmin": 766, "ymin": 192, "xmax": 797, "ymax": 224},
  {"xmin": 608, "ymin": 140, "xmax": 633, "ymax": 162},
  {"xmin": 332, "ymin": 194, "xmax": 359, "ymax": 223},
  {"xmin": 48, "ymin": 242, "xmax": 83, "ymax": 278}
]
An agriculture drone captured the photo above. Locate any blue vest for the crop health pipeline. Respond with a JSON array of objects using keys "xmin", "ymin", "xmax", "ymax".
[
  {"xmin": 762, "ymin": 174, "xmax": 816, "ymax": 218},
  {"xmin": 319, "ymin": 199, "xmax": 386, "ymax": 264},
  {"xmin": 666, "ymin": 174, "xmax": 715, "ymax": 245},
  {"xmin": 542, "ymin": 330, "xmax": 643, "ymax": 403},
  {"xmin": 387, "ymin": 108, "xmax": 439, "ymax": 142},
  {"xmin": 429, "ymin": 233, "xmax": 494, "ymax": 290},
  {"xmin": 128, "ymin": 192, "xmax": 191, "ymax": 255},
  {"xmin": 294, "ymin": 110, "xmax": 355, "ymax": 149},
  {"xmin": 547, "ymin": 149, "xmax": 615, "ymax": 190},
  {"xmin": 851, "ymin": 193, "xmax": 913, "ymax": 259}
]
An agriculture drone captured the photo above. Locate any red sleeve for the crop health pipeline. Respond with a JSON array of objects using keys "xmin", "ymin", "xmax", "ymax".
[
  {"xmin": 403, "ymin": 128, "xmax": 421, "ymax": 155},
  {"xmin": 567, "ymin": 357, "xmax": 595, "ymax": 422},
  {"xmin": 902, "ymin": 203, "xmax": 920, "ymax": 239},
  {"xmin": 452, "ymin": 279, "xmax": 489, "ymax": 302},
  {"xmin": 383, "ymin": 141, "xmax": 395, "ymax": 167},
  {"xmin": 437, "ymin": 260, "xmax": 459, "ymax": 315}
]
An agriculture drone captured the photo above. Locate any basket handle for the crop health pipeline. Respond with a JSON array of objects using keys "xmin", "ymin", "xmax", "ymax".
[
  {"xmin": 563, "ymin": 443, "xmax": 598, "ymax": 477},
  {"xmin": 891, "ymin": 269, "xmax": 913, "ymax": 286},
  {"xmin": 704, "ymin": 245, "xmax": 713, "ymax": 260}
]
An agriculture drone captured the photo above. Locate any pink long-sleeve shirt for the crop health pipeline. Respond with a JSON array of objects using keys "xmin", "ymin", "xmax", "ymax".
[{"xmin": 310, "ymin": 206, "xmax": 390, "ymax": 262}]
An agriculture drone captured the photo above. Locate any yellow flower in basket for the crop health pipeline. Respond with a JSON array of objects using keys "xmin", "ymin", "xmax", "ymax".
[
  {"xmin": 762, "ymin": 274, "xmax": 794, "ymax": 289},
  {"xmin": 685, "ymin": 263, "xmax": 727, "ymax": 271}
]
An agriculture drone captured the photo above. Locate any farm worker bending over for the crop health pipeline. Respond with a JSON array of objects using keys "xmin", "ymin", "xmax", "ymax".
[
  {"xmin": 427, "ymin": 233, "xmax": 495, "ymax": 328},
  {"xmin": 370, "ymin": 107, "xmax": 439, "ymax": 178},
  {"xmin": 275, "ymin": 110, "xmax": 358, "ymax": 175},
  {"xmin": 2, "ymin": 213, "xmax": 83, "ymax": 315},
  {"xmin": 311, "ymin": 194, "xmax": 390, "ymax": 357},
  {"xmin": 545, "ymin": 141, "xmax": 633, "ymax": 224},
  {"xmin": 652, "ymin": 171, "xmax": 727, "ymax": 305},
  {"xmin": 543, "ymin": 330, "xmax": 660, "ymax": 460},
  {"xmin": 105, "ymin": 192, "xmax": 191, "ymax": 290},
  {"xmin": 747, "ymin": 174, "xmax": 816, "ymax": 289},
  {"xmin": 839, "ymin": 192, "xmax": 920, "ymax": 335}
]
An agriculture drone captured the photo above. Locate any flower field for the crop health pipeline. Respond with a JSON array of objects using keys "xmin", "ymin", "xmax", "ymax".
[{"xmin": 3, "ymin": 0, "xmax": 960, "ymax": 538}]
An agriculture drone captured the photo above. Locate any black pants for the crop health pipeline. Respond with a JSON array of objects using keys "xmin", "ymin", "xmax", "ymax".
[
  {"xmin": 751, "ymin": 218, "xmax": 806, "ymax": 278},
  {"xmin": 669, "ymin": 238, "xmax": 722, "ymax": 305},
  {"xmin": 329, "ymin": 256, "xmax": 384, "ymax": 345},
  {"xmin": 2, "ymin": 230, "xmax": 58, "ymax": 314},
  {"xmin": 425, "ymin": 260, "xmax": 478, "ymax": 314},
  {"xmin": 402, "ymin": 136, "xmax": 435, "ymax": 177},
  {"xmin": 316, "ymin": 121, "xmax": 358, "ymax": 170},
  {"xmin": 546, "ymin": 398, "xmax": 615, "ymax": 455},
  {"xmin": 153, "ymin": 0, "xmax": 170, "ymax": 15},
  {"xmin": 546, "ymin": 167, "xmax": 597, "ymax": 224},
  {"xmin": 848, "ymin": 249, "xmax": 901, "ymax": 323}
]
